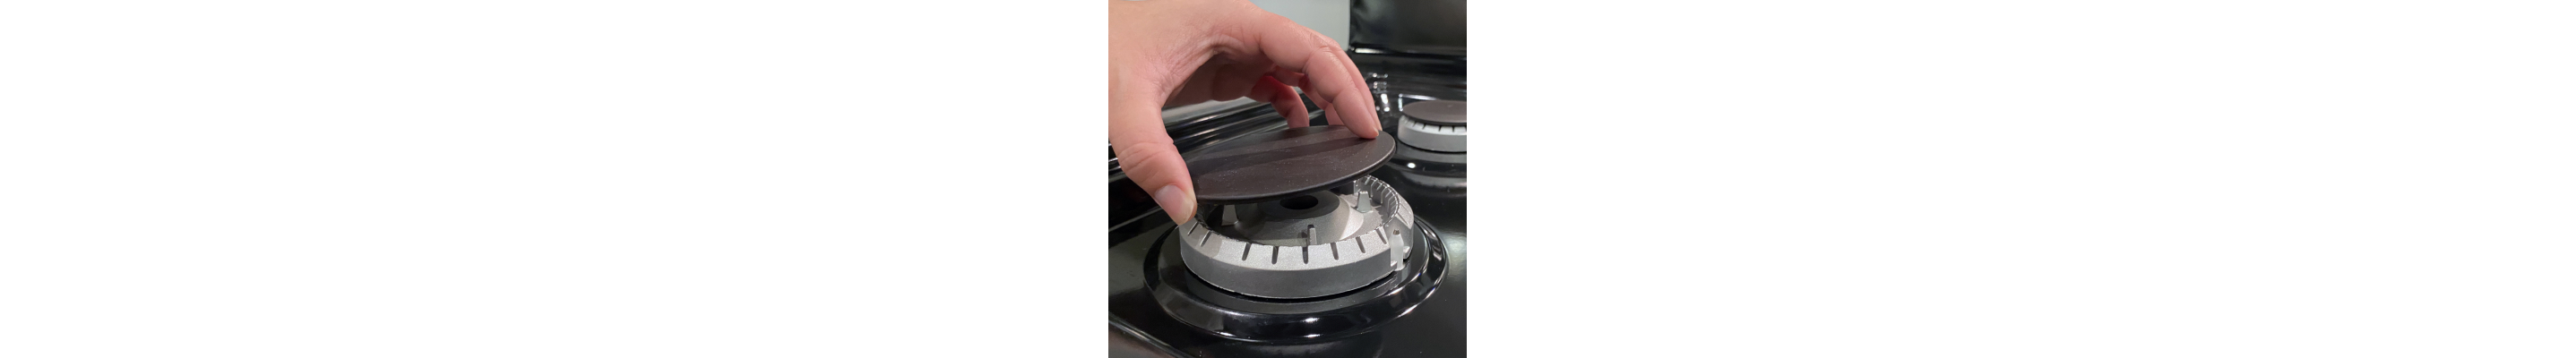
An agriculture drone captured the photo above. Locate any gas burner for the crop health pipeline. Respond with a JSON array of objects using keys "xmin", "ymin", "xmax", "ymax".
[
  {"xmin": 1148, "ymin": 207, "xmax": 1447, "ymax": 342},
  {"xmin": 1181, "ymin": 126, "xmax": 1407, "ymax": 299},
  {"xmin": 1395, "ymin": 99, "xmax": 1466, "ymax": 152},
  {"xmin": 1145, "ymin": 124, "xmax": 1446, "ymax": 342},
  {"xmin": 1116, "ymin": 38, "xmax": 1467, "ymax": 355},
  {"xmin": 1179, "ymin": 124, "xmax": 1422, "ymax": 300},
  {"xmin": 1180, "ymin": 175, "xmax": 1414, "ymax": 299}
]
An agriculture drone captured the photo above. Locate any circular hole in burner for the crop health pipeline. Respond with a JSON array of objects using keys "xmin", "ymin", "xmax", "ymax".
[{"xmin": 1279, "ymin": 195, "xmax": 1320, "ymax": 210}]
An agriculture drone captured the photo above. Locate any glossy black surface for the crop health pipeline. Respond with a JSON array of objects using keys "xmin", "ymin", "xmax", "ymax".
[{"xmin": 1350, "ymin": 0, "xmax": 1467, "ymax": 57}]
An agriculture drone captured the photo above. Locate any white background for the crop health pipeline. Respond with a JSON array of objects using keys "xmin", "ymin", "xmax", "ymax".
[{"xmin": 6, "ymin": 1, "xmax": 2574, "ymax": 357}]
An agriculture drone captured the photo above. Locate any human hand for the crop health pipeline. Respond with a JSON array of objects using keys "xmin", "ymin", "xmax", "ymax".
[{"xmin": 1109, "ymin": 0, "xmax": 1383, "ymax": 225}]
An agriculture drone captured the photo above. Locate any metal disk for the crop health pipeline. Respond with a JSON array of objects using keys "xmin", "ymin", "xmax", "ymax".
[{"xmin": 1185, "ymin": 125, "xmax": 1395, "ymax": 205}]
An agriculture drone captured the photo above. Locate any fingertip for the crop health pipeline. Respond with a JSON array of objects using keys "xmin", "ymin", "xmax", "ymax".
[
  {"xmin": 1348, "ymin": 104, "xmax": 1383, "ymax": 139},
  {"xmin": 1154, "ymin": 184, "xmax": 1196, "ymax": 224}
]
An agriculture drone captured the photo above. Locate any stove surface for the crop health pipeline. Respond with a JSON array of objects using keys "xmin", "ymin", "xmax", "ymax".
[{"xmin": 1111, "ymin": 52, "xmax": 1465, "ymax": 358}]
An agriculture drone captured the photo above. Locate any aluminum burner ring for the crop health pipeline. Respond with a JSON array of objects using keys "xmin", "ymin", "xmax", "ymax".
[
  {"xmin": 1147, "ymin": 218, "xmax": 1446, "ymax": 342},
  {"xmin": 1179, "ymin": 175, "xmax": 1415, "ymax": 299},
  {"xmin": 1395, "ymin": 100, "xmax": 1466, "ymax": 152}
]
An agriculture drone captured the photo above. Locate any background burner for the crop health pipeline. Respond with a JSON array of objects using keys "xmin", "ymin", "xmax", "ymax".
[{"xmin": 1395, "ymin": 99, "xmax": 1467, "ymax": 152}]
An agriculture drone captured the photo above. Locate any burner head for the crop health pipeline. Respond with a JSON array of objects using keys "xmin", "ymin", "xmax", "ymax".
[
  {"xmin": 1394, "ymin": 100, "xmax": 1466, "ymax": 152},
  {"xmin": 1178, "ymin": 175, "xmax": 1414, "ymax": 299},
  {"xmin": 1400, "ymin": 99, "xmax": 1467, "ymax": 125},
  {"xmin": 1185, "ymin": 126, "xmax": 1396, "ymax": 205}
]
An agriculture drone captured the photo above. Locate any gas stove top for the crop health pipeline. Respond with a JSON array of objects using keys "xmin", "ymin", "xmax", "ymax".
[{"xmin": 1110, "ymin": 52, "xmax": 1465, "ymax": 358}]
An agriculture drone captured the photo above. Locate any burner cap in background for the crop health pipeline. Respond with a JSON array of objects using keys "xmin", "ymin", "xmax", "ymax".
[
  {"xmin": 1400, "ymin": 100, "xmax": 1467, "ymax": 125},
  {"xmin": 1395, "ymin": 100, "xmax": 1467, "ymax": 152},
  {"xmin": 1185, "ymin": 125, "xmax": 1396, "ymax": 205}
]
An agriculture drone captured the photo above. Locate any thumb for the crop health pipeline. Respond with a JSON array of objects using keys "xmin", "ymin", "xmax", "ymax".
[{"xmin": 1112, "ymin": 88, "xmax": 1197, "ymax": 225}]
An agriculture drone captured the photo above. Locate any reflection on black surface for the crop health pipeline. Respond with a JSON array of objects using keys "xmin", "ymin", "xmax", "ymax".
[{"xmin": 1193, "ymin": 332, "xmax": 1384, "ymax": 358}]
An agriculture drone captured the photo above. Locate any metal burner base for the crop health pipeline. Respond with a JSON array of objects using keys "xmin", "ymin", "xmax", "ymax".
[
  {"xmin": 1178, "ymin": 175, "xmax": 1415, "ymax": 299},
  {"xmin": 1148, "ymin": 219, "xmax": 1447, "ymax": 342}
]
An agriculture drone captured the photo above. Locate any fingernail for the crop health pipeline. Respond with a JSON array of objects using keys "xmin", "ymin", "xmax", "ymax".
[{"xmin": 1154, "ymin": 184, "xmax": 1196, "ymax": 223}]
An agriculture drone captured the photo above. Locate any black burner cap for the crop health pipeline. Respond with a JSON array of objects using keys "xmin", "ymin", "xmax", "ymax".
[
  {"xmin": 1185, "ymin": 126, "xmax": 1394, "ymax": 205},
  {"xmin": 1402, "ymin": 100, "xmax": 1467, "ymax": 125}
]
